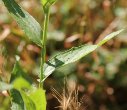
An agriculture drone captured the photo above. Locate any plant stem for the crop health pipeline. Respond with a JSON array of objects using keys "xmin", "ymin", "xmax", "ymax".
[{"xmin": 40, "ymin": 9, "xmax": 50, "ymax": 88}]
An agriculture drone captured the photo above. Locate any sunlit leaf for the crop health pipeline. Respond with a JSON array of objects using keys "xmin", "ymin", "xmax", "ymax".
[
  {"xmin": 13, "ymin": 77, "xmax": 31, "ymax": 90},
  {"xmin": 41, "ymin": 0, "xmax": 57, "ymax": 6},
  {"xmin": 11, "ymin": 89, "xmax": 46, "ymax": 110},
  {"xmin": 41, "ymin": 0, "xmax": 57, "ymax": 12},
  {"xmin": 43, "ymin": 45, "xmax": 97, "ymax": 80},
  {"xmin": 97, "ymin": 29, "xmax": 124, "ymax": 46},
  {"xmin": 2, "ymin": 0, "xmax": 43, "ymax": 47},
  {"xmin": 41, "ymin": 0, "xmax": 47, "ymax": 6},
  {"xmin": 11, "ymin": 89, "xmax": 38, "ymax": 110},
  {"xmin": 42, "ymin": 29, "xmax": 124, "ymax": 81},
  {"xmin": 30, "ymin": 89, "xmax": 46, "ymax": 110},
  {"xmin": 20, "ymin": 91, "xmax": 36, "ymax": 110}
]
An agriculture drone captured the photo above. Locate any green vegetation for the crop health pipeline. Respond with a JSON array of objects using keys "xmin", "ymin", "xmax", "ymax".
[{"xmin": 0, "ymin": 0, "xmax": 126, "ymax": 110}]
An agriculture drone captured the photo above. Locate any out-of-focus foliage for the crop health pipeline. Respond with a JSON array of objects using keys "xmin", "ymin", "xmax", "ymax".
[{"xmin": 0, "ymin": 0, "xmax": 127, "ymax": 110}]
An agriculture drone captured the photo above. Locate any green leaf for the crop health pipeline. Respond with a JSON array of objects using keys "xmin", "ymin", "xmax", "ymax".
[
  {"xmin": 0, "ymin": 81, "xmax": 13, "ymax": 91},
  {"xmin": 43, "ymin": 45, "xmax": 97, "ymax": 80},
  {"xmin": 42, "ymin": 29, "xmax": 124, "ymax": 81},
  {"xmin": 2, "ymin": 0, "xmax": 43, "ymax": 47},
  {"xmin": 11, "ymin": 89, "xmax": 37, "ymax": 110},
  {"xmin": 41, "ymin": 0, "xmax": 57, "ymax": 12},
  {"xmin": 41, "ymin": 0, "xmax": 57, "ymax": 6},
  {"xmin": 0, "ymin": 63, "xmax": 31, "ymax": 92},
  {"xmin": 41, "ymin": 0, "xmax": 47, "ymax": 6},
  {"xmin": 48, "ymin": 0, "xmax": 57, "ymax": 5},
  {"xmin": 11, "ymin": 89, "xmax": 24, "ymax": 110},
  {"xmin": 20, "ymin": 91, "xmax": 36, "ymax": 110},
  {"xmin": 12, "ymin": 89, "xmax": 46, "ymax": 110},
  {"xmin": 97, "ymin": 29, "xmax": 124, "ymax": 46},
  {"xmin": 10, "ymin": 59, "xmax": 33, "ymax": 110},
  {"xmin": 29, "ymin": 89, "xmax": 46, "ymax": 110},
  {"xmin": 13, "ymin": 77, "xmax": 31, "ymax": 90}
]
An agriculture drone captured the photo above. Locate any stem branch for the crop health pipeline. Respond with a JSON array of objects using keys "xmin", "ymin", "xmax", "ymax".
[{"xmin": 40, "ymin": 9, "xmax": 50, "ymax": 88}]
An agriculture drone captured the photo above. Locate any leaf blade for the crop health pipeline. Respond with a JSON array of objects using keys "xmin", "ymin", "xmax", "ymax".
[
  {"xmin": 30, "ymin": 89, "xmax": 46, "ymax": 110},
  {"xmin": 11, "ymin": 89, "xmax": 24, "ymax": 110},
  {"xmin": 20, "ymin": 91, "xmax": 36, "ymax": 110},
  {"xmin": 43, "ymin": 45, "xmax": 98, "ymax": 80},
  {"xmin": 97, "ymin": 29, "xmax": 124, "ymax": 46},
  {"xmin": 43, "ymin": 30, "xmax": 124, "ymax": 81},
  {"xmin": 2, "ymin": 0, "xmax": 43, "ymax": 47},
  {"xmin": 41, "ymin": 0, "xmax": 57, "ymax": 13},
  {"xmin": 12, "ymin": 77, "xmax": 31, "ymax": 90},
  {"xmin": 41, "ymin": 0, "xmax": 57, "ymax": 6},
  {"xmin": 10, "ymin": 59, "xmax": 33, "ymax": 110}
]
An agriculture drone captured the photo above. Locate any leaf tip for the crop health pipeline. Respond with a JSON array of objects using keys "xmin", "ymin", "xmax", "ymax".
[{"xmin": 97, "ymin": 29, "xmax": 124, "ymax": 46}]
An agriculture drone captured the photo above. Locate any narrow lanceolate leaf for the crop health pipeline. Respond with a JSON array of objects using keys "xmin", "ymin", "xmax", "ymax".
[
  {"xmin": 2, "ymin": 0, "xmax": 43, "ymax": 47},
  {"xmin": 30, "ymin": 89, "xmax": 46, "ymax": 110},
  {"xmin": 97, "ymin": 29, "xmax": 124, "ymax": 46},
  {"xmin": 43, "ymin": 45, "xmax": 98, "ymax": 80},
  {"xmin": 42, "ymin": 29, "xmax": 124, "ymax": 81}
]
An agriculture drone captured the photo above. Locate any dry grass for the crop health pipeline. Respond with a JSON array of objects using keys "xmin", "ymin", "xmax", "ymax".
[{"xmin": 52, "ymin": 79, "xmax": 86, "ymax": 110}]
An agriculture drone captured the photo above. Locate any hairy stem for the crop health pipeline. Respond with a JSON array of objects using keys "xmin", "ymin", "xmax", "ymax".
[{"xmin": 40, "ymin": 9, "xmax": 50, "ymax": 88}]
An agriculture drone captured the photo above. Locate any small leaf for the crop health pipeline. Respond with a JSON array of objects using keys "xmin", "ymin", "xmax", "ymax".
[
  {"xmin": 41, "ymin": 0, "xmax": 57, "ymax": 6},
  {"xmin": 48, "ymin": 0, "xmax": 57, "ymax": 5},
  {"xmin": 41, "ymin": 0, "xmax": 47, "ymax": 6},
  {"xmin": 30, "ymin": 89, "xmax": 46, "ymax": 110},
  {"xmin": 42, "ymin": 29, "xmax": 124, "ymax": 81},
  {"xmin": 13, "ymin": 77, "xmax": 31, "ymax": 90},
  {"xmin": 20, "ymin": 91, "xmax": 36, "ymax": 110},
  {"xmin": 0, "ymin": 81, "xmax": 13, "ymax": 91},
  {"xmin": 2, "ymin": 0, "xmax": 43, "ymax": 47},
  {"xmin": 41, "ymin": 0, "xmax": 57, "ymax": 12}
]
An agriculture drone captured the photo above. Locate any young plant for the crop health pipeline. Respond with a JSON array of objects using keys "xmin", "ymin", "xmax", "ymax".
[{"xmin": 0, "ymin": 0, "xmax": 124, "ymax": 110}]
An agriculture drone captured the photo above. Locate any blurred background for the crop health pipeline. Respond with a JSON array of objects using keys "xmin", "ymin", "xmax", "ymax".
[{"xmin": 0, "ymin": 0, "xmax": 127, "ymax": 110}]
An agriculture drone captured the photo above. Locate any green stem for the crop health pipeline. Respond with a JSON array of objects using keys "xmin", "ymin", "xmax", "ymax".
[{"xmin": 40, "ymin": 9, "xmax": 50, "ymax": 88}]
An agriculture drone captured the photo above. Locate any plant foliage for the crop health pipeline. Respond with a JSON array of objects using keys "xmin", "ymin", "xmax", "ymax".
[
  {"xmin": 2, "ymin": 0, "xmax": 43, "ymax": 47},
  {"xmin": 43, "ymin": 29, "xmax": 124, "ymax": 81},
  {"xmin": 1, "ymin": 0, "xmax": 124, "ymax": 110}
]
